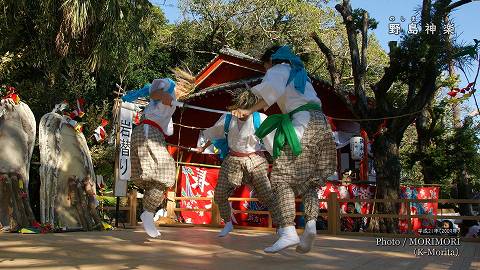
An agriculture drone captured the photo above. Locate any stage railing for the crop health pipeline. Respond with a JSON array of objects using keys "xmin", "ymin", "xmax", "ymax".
[
  {"xmin": 162, "ymin": 192, "xmax": 480, "ymax": 239},
  {"xmin": 102, "ymin": 190, "xmax": 138, "ymax": 227}
]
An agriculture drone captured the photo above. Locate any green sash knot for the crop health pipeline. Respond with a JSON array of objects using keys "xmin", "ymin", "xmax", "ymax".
[{"xmin": 255, "ymin": 103, "xmax": 321, "ymax": 159}]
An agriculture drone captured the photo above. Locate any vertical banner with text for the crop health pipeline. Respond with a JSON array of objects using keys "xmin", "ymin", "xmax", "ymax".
[{"xmin": 119, "ymin": 103, "xmax": 134, "ymax": 181}]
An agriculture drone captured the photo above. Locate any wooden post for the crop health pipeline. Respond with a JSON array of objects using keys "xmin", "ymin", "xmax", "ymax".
[
  {"xmin": 113, "ymin": 98, "xmax": 121, "ymax": 227},
  {"xmin": 128, "ymin": 190, "xmax": 138, "ymax": 226},
  {"xmin": 267, "ymin": 213, "xmax": 273, "ymax": 228},
  {"xmin": 328, "ymin": 193, "xmax": 339, "ymax": 235},
  {"xmin": 166, "ymin": 191, "xmax": 176, "ymax": 219},
  {"xmin": 210, "ymin": 199, "xmax": 221, "ymax": 226}
]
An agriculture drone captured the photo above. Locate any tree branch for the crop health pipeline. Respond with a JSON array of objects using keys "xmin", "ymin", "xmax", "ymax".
[
  {"xmin": 310, "ymin": 31, "xmax": 357, "ymax": 117},
  {"xmin": 361, "ymin": 11, "xmax": 368, "ymax": 73},
  {"xmin": 310, "ymin": 32, "xmax": 341, "ymax": 88},
  {"xmin": 371, "ymin": 41, "xmax": 400, "ymax": 114},
  {"xmin": 407, "ymin": 77, "xmax": 416, "ymax": 105},
  {"xmin": 335, "ymin": 0, "xmax": 369, "ymax": 118},
  {"xmin": 421, "ymin": 0, "xmax": 432, "ymax": 28},
  {"xmin": 446, "ymin": 0, "xmax": 473, "ymax": 13}
]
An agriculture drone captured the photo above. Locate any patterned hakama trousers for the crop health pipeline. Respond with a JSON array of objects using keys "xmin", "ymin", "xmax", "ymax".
[
  {"xmin": 214, "ymin": 154, "xmax": 277, "ymax": 224},
  {"xmin": 271, "ymin": 111, "xmax": 337, "ymax": 227},
  {"xmin": 130, "ymin": 124, "xmax": 176, "ymax": 212}
]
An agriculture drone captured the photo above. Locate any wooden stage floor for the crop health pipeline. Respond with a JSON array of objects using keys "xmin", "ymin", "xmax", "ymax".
[{"xmin": 1, "ymin": 226, "xmax": 479, "ymax": 270}]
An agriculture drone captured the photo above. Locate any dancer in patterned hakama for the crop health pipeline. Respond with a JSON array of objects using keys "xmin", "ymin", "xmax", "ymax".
[
  {"xmin": 195, "ymin": 90, "xmax": 277, "ymax": 237},
  {"xmin": 123, "ymin": 78, "xmax": 177, "ymax": 238},
  {"xmin": 232, "ymin": 46, "xmax": 337, "ymax": 253}
]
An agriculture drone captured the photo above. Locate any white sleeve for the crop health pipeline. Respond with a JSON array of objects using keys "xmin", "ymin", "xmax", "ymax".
[
  {"xmin": 203, "ymin": 114, "xmax": 227, "ymax": 141},
  {"xmin": 150, "ymin": 78, "xmax": 177, "ymax": 103},
  {"xmin": 258, "ymin": 113, "xmax": 275, "ymax": 156},
  {"xmin": 251, "ymin": 65, "xmax": 289, "ymax": 108}
]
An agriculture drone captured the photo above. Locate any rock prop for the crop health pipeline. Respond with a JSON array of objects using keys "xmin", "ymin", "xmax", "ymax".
[
  {"xmin": 39, "ymin": 111, "xmax": 101, "ymax": 230},
  {"xmin": 0, "ymin": 93, "xmax": 36, "ymax": 231}
]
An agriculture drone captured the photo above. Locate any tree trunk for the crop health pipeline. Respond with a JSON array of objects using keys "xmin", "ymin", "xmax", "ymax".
[
  {"xmin": 369, "ymin": 134, "xmax": 401, "ymax": 233},
  {"xmin": 415, "ymin": 110, "xmax": 435, "ymax": 184},
  {"xmin": 456, "ymin": 165, "xmax": 474, "ymax": 216}
]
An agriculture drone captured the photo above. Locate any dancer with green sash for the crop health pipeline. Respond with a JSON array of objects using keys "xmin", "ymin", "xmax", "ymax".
[{"xmin": 232, "ymin": 46, "xmax": 337, "ymax": 253}]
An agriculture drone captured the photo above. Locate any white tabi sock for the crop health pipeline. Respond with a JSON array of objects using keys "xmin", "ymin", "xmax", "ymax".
[
  {"xmin": 274, "ymin": 227, "xmax": 284, "ymax": 239},
  {"xmin": 218, "ymin": 221, "xmax": 233, "ymax": 237},
  {"xmin": 264, "ymin": 226, "xmax": 300, "ymax": 253},
  {"xmin": 296, "ymin": 220, "xmax": 317, "ymax": 254},
  {"xmin": 140, "ymin": 211, "xmax": 160, "ymax": 238}
]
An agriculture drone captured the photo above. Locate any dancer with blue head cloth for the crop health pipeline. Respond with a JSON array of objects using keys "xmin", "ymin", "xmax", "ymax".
[
  {"xmin": 231, "ymin": 45, "xmax": 337, "ymax": 253},
  {"xmin": 123, "ymin": 78, "xmax": 177, "ymax": 238}
]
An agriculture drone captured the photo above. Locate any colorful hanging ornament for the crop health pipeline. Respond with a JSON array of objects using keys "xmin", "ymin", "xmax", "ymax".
[
  {"xmin": 1, "ymin": 85, "xmax": 21, "ymax": 105},
  {"xmin": 69, "ymin": 98, "xmax": 85, "ymax": 119},
  {"xmin": 134, "ymin": 111, "xmax": 141, "ymax": 125},
  {"xmin": 447, "ymin": 91, "xmax": 458, "ymax": 97},
  {"xmin": 93, "ymin": 119, "xmax": 109, "ymax": 142},
  {"xmin": 64, "ymin": 117, "xmax": 84, "ymax": 133}
]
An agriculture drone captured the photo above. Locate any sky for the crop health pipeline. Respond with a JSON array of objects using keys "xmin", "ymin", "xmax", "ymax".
[{"xmin": 151, "ymin": 0, "xmax": 480, "ymax": 113}]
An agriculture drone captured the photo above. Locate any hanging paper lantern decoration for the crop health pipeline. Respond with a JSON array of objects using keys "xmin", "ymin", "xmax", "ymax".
[{"xmin": 350, "ymin": 136, "xmax": 364, "ymax": 160}]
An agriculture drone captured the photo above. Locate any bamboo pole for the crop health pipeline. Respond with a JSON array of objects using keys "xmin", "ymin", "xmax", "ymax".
[{"xmin": 113, "ymin": 98, "xmax": 122, "ymax": 227}]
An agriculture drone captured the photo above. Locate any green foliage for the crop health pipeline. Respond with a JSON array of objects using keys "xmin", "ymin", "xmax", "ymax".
[
  {"xmin": 446, "ymin": 118, "xmax": 480, "ymax": 189},
  {"xmin": 0, "ymin": 1, "xmax": 172, "ymax": 190},
  {"xmin": 351, "ymin": 8, "xmax": 378, "ymax": 30},
  {"xmin": 402, "ymin": 103, "xmax": 480, "ymax": 197},
  {"xmin": 177, "ymin": 0, "xmax": 388, "ymax": 83},
  {"xmin": 97, "ymin": 196, "xmax": 117, "ymax": 207}
]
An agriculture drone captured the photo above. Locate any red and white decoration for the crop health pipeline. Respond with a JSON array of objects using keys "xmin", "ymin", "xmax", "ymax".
[
  {"xmin": 399, "ymin": 186, "xmax": 439, "ymax": 234},
  {"xmin": 69, "ymin": 98, "xmax": 86, "ymax": 119},
  {"xmin": 318, "ymin": 182, "xmax": 375, "ymax": 214},
  {"xmin": 93, "ymin": 119, "xmax": 109, "ymax": 142},
  {"xmin": 179, "ymin": 166, "xmax": 218, "ymax": 224}
]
